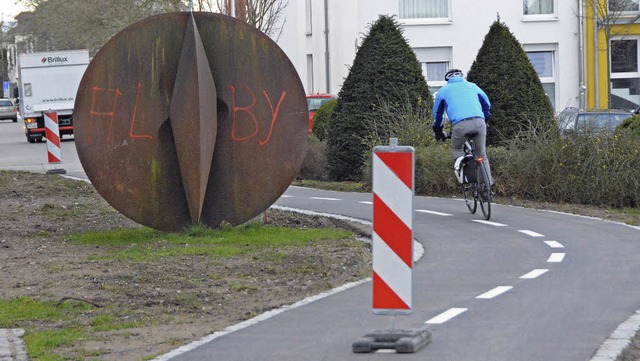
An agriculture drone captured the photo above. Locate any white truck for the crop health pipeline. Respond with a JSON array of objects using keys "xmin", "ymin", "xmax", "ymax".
[{"xmin": 17, "ymin": 50, "xmax": 90, "ymax": 143}]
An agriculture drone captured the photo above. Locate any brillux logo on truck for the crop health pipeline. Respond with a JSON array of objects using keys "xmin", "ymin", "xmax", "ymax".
[{"xmin": 40, "ymin": 56, "xmax": 68, "ymax": 64}]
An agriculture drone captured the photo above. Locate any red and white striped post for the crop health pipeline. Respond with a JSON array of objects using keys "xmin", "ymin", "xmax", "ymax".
[
  {"xmin": 352, "ymin": 139, "xmax": 429, "ymax": 353},
  {"xmin": 45, "ymin": 111, "xmax": 62, "ymax": 164},
  {"xmin": 372, "ymin": 138, "xmax": 414, "ymax": 314}
]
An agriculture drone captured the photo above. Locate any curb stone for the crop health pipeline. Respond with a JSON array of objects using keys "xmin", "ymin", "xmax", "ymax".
[
  {"xmin": 0, "ymin": 329, "xmax": 27, "ymax": 361},
  {"xmin": 589, "ymin": 310, "xmax": 640, "ymax": 361}
]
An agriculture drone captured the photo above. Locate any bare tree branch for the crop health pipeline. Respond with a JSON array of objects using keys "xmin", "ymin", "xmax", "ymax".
[
  {"xmin": 214, "ymin": 0, "xmax": 288, "ymax": 40},
  {"xmin": 11, "ymin": 0, "xmax": 287, "ymax": 56},
  {"xmin": 14, "ymin": 0, "xmax": 185, "ymax": 55}
]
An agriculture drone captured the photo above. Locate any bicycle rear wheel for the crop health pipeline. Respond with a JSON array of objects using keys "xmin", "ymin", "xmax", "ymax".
[
  {"xmin": 477, "ymin": 160, "xmax": 492, "ymax": 220},
  {"xmin": 462, "ymin": 182, "xmax": 477, "ymax": 214}
]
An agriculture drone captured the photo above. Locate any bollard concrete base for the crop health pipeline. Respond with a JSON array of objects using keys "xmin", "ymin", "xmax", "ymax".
[
  {"xmin": 352, "ymin": 326, "xmax": 431, "ymax": 353},
  {"xmin": 46, "ymin": 168, "xmax": 67, "ymax": 175}
]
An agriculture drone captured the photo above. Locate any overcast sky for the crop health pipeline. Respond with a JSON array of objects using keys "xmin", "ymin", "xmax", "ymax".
[{"xmin": 1, "ymin": 0, "xmax": 28, "ymax": 23}]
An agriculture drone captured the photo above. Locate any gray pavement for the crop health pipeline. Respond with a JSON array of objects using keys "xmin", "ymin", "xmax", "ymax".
[{"xmin": 0, "ymin": 329, "xmax": 27, "ymax": 361}]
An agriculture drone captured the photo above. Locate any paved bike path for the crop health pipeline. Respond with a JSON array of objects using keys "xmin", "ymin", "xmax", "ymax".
[{"xmin": 155, "ymin": 187, "xmax": 640, "ymax": 361}]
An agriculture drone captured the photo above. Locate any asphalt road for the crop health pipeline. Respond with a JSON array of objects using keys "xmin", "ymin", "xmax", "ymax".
[
  {"xmin": 1, "ymin": 119, "xmax": 638, "ymax": 361},
  {"xmin": 0, "ymin": 117, "xmax": 85, "ymax": 178}
]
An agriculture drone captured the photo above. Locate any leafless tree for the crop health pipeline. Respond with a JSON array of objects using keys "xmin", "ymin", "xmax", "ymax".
[
  {"xmin": 14, "ymin": 0, "xmax": 184, "ymax": 55},
  {"xmin": 214, "ymin": 0, "xmax": 288, "ymax": 40},
  {"xmin": 188, "ymin": 0, "xmax": 217, "ymax": 11},
  {"xmin": 14, "ymin": 0, "xmax": 287, "ymax": 54}
]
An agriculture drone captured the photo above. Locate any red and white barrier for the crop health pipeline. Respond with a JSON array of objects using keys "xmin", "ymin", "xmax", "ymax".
[
  {"xmin": 372, "ymin": 140, "xmax": 414, "ymax": 314},
  {"xmin": 44, "ymin": 112, "xmax": 61, "ymax": 163}
]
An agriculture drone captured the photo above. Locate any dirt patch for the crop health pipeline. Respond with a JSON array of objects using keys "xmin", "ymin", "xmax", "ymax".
[
  {"xmin": 0, "ymin": 171, "xmax": 371, "ymax": 360},
  {"xmin": 619, "ymin": 328, "xmax": 640, "ymax": 361}
]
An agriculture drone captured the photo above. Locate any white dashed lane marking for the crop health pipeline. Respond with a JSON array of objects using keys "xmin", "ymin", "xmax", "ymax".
[
  {"xmin": 425, "ymin": 308, "xmax": 468, "ymax": 324},
  {"xmin": 359, "ymin": 201, "xmax": 373, "ymax": 205},
  {"xmin": 520, "ymin": 269, "xmax": 549, "ymax": 279},
  {"xmin": 519, "ymin": 230, "xmax": 545, "ymax": 237},
  {"xmin": 472, "ymin": 220, "xmax": 507, "ymax": 227},
  {"xmin": 476, "ymin": 286, "xmax": 513, "ymax": 299},
  {"xmin": 309, "ymin": 197, "xmax": 341, "ymax": 201},
  {"xmin": 544, "ymin": 240, "xmax": 564, "ymax": 248},
  {"xmin": 547, "ymin": 253, "xmax": 566, "ymax": 263},
  {"xmin": 415, "ymin": 209, "xmax": 453, "ymax": 217}
]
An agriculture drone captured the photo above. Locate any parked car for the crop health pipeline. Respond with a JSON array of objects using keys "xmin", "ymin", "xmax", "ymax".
[
  {"xmin": 306, "ymin": 94, "xmax": 336, "ymax": 135},
  {"xmin": 556, "ymin": 107, "xmax": 634, "ymax": 135},
  {"xmin": 0, "ymin": 98, "xmax": 18, "ymax": 122}
]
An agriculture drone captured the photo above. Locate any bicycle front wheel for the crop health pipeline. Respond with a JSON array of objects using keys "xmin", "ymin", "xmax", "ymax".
[{"xmin": 477, "ymin": 160, "xmax": 492, "ymax": 220}]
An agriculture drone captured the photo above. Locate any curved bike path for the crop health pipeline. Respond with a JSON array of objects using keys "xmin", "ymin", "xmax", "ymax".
[{"xmin": 154, "ymin": 186, "xmax": 640, "ymax": 361}]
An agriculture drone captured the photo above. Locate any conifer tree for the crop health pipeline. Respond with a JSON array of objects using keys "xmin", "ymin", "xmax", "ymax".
[
  {"xmin": 327, "ymin": 15, "xmax": 431, "ymax": 181},
  {"xmin": 467, "ymin": 17, "xmax": 555, "ymax": 145}
]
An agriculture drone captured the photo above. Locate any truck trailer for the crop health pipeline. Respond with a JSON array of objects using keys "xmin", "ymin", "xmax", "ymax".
[{"xmin": 17, "ymin": 50, "xmax": 89, "ymax": 143}]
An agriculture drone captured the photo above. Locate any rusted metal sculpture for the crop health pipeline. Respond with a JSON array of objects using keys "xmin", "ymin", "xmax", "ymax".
[{"xmin": 74, "ymin": 12, "xmax": 308, "ymax": 231}]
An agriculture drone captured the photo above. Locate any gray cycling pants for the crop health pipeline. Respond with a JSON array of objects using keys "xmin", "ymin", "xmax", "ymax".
[{"xmin": 451, "ymin": 117, "xmax": 494, "ymax": 185}]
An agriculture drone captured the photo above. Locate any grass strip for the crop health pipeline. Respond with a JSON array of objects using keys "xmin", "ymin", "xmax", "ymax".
[
  {"xmin": 24, "ymin": 328, "xmax": 85, "ymax": 361},
  {"xmin": 0, "ymin": 297, "xmax": 92, "ymax": 327},
  {"xmin": 71, "ymin": 223, "xmax": 353, "ymax": 262}
]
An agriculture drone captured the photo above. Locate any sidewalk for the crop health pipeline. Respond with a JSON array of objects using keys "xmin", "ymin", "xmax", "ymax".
[{"xmin": 0, "ymin": 329, "xmax": 27, "ymax": 361}]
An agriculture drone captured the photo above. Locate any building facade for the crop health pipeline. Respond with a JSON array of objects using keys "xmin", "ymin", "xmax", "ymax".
[
  {"xmin": 277, "ymin": 0, "xmax": 589, "ymax": 112},
  {"xmin": 584, "ymin": 0, "xmax": 640, "ymax": 110}
]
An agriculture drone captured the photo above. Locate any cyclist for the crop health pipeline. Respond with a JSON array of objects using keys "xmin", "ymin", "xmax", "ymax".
[{"xmin": 432, "ymin": 68, "xmax": 494, "ymax": 185}]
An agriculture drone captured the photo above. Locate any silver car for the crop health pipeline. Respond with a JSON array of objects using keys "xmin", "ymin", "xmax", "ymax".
[
  {"xmin": 556, "ymin": 107, "xmax": 633, "ymax": 135},
  {"xmin": 0, "ymin": 98, "xmax": 17, "ymax": 122}
]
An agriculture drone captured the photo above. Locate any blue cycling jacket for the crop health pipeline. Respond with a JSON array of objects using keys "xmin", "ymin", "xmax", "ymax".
[{"xmin": 432, "ymin": 76, "xmax": 491, "ymax": 128}]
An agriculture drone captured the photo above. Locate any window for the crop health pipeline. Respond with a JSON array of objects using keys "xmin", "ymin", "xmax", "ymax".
[
  {"xmin": 523, "ymin": 0, "xmax": 554, "ymax": 15},
  {"xmin": 611, "ymin": 39, "xmax": 637, "ymax": 73},
  {"xmin": 305, "ymin": 0, "xmax": 312, "ymax": 34},
  {"xmin": 423, "ymin": 62, "xmax": 448, "ymax": 82},
  {"xmin": 527, "ymin": 51, "xmax": 554, "ymax": 77},
  {"xmin": 610, "ymin": 38, "xmax": 640, "ymax": 108},
  {"xmin": 609, "ymin": 0, "xmax": 639, "ymax": 13},
  {"xmin": 306, "ymin": 54, "xmax": 314, "ymax": 93},
  {"xmin": 413, "ymin": 47, "xmax": 451, "ymax": 93},
  {"xmin": 526, "ymin": 49, "xmax": 556, "ymax": 110},
  {"xmin": 577, "ymin": 112, "xmax": 633, "ymax": 130},
  {"xmin": 399, "ymin": 0, "xmax": 449, "ymax": 20}
]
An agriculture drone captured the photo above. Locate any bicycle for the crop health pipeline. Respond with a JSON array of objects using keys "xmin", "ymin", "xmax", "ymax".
[{"xmin": 446, "ymin": 132, "xmax": 492, "ymax": 220}]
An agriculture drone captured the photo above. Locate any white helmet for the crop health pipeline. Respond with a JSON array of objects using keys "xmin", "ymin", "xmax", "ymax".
[{"xmin": 445, "ymin": 68, "xmax": 464, "ymax": 81}]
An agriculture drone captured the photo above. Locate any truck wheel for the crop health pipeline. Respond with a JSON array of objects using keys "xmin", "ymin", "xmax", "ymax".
[{"xmin": 28, "ymin": 137, "xmax": 35, "ymax": 143}]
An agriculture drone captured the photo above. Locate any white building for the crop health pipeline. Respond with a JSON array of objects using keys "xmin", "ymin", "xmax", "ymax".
[{"xmin": 277, "ymin": 0, "xmax": 582, "ymax": 112}]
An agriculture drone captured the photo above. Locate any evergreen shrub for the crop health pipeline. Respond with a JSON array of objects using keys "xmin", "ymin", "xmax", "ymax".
[
  {"xmin": 312, "ymin": 99, "xmax": 337, "ymax": 142},
  {"xmin": 327, "ymin": 15, "xmax": 431, "ymax": 181},
  {"xmin": 467, "ymin": 18, "xmax": 555, "ymax": 145}
]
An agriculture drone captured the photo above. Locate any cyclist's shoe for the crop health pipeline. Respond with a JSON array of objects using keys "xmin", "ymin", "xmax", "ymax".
[{"xmin": 479, "ymin": 188, "xmax": 492, "ymax": 201}]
